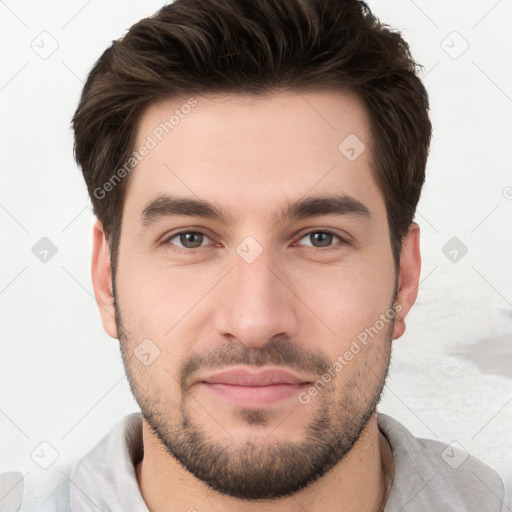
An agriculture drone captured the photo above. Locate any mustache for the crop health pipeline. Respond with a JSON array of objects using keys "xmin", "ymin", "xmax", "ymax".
[{"xmin": 179, "ymin": 336, "xmax": 331, "ymax": 391}]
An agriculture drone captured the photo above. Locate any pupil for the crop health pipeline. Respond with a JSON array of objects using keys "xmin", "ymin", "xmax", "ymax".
[
  {"xmin": 312, "ymin": 232, "xmax": 331, "ymax": 247},
  {"xmin": 181, "ymin": 232, "xmax": 203, "ymax": 248}
]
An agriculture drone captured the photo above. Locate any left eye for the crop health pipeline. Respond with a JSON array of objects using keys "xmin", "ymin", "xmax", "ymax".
[
  {"xmin": 297, "ymin": 231, "xmax": 342, "ymax": 248},
  {"xmin": 166, "ymin": 231, "xmax": 212, "ymax": 249}
]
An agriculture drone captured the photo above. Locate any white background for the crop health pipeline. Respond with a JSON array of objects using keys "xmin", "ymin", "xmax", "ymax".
[{"xmin": 1, "ymin": 0, "xmax": 511, "ymax": 507}]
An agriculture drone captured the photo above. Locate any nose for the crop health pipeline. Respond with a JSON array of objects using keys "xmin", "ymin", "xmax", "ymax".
[{"xmin": 213, "ymin": 245, "xmax": 299, "ymax": 348}]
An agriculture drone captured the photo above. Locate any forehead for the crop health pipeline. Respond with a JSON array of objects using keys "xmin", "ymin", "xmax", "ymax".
[{"xmin": 125, "ymin": 90, "xmax": 383, "ymax": 220}]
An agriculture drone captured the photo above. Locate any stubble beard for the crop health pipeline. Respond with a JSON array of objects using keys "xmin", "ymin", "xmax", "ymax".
[{"xmin": 115, "ymin": 297, "xmax": 394, "ymax": 500}]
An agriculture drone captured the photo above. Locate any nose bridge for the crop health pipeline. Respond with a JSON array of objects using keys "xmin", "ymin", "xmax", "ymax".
[
  {"xmin": 235, "ymin": 247, "xmax": 278, "ymax": 303},
  {"xmin": 215, "ymin": 242, "xmax": 298, "ymax": 346}
]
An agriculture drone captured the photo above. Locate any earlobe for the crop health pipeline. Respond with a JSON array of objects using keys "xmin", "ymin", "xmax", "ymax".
[
  {"xmin": 392, "ymin": 223, "xmax": 421, "ymax": 341},
  {"xmin": 91, "ymin": 219, "xmax": 118, "ymax": 339}
]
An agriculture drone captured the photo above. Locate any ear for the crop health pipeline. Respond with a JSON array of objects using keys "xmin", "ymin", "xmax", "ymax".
[
  {"xmin": 392, "ymin": 222, "xmax": 421, "ymax": 340},
  {"xmin": 91, "ymin": 219, "xmax": 118, "ymax": 339}
]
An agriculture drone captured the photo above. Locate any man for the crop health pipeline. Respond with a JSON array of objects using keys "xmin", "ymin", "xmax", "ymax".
[{"xmin": 1, "ymin": 0, "xmax": 505, "ymax": 510}]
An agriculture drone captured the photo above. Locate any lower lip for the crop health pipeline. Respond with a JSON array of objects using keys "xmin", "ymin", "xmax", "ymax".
[{"xmin": 198, "ymin": 382, "xmax": 309, "ymax": 408}]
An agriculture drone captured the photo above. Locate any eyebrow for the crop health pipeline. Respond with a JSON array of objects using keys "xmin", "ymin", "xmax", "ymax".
[{"xmin": 140, "ymin": 193, "xmax": 371, "ymax": 228}]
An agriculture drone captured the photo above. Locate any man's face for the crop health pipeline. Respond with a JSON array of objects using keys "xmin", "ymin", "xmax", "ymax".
[{"xmin": 107, "ymin": 91, "xmax": 404, "ymax": 499}]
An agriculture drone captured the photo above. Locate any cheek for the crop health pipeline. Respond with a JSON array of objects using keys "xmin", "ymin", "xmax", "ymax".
[
  {"xmin": 124, "ymin": 349, "xmax": 184, "ymax": 414},
  {"xmin": 116, "ymin": 256, "xmax": 211, "ymax": 339},
  {"xmin": 297, "ymin": 258, "xmax": 395, "ymax": 331}
]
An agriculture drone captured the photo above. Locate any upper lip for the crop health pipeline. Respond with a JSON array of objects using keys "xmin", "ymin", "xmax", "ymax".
[{"xmin": 198, "ymin": 367, "xmax": 313, "ymax": 386}]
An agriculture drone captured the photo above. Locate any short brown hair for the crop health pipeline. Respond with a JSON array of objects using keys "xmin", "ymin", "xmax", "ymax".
[{"xmin": 72, "ymin": 0, "xmax": 432, "ymax": 272}]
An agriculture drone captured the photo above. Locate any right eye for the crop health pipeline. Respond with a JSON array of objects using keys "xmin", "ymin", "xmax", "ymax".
[{"xmin": 163, "ymin": 231, "xmax": 214, "ymax": 252}]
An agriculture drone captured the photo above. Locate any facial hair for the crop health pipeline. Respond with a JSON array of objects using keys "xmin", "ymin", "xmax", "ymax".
[{"xmin": 115, "ymin": 297, "xmax": 395, "ymax": 501}]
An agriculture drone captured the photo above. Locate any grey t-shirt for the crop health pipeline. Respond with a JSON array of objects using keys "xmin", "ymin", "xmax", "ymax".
[{"xmin": 0, "ymin": 412, "xmax": 505, "ymax": 511}]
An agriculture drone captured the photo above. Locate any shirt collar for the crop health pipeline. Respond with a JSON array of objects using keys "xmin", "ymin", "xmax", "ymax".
[
  {"xmin": 69, "ymin": 412, "xmax": 147, "ymax": 511},
  {"xmin": 67, "ymin": 411, "xmax": 504, "ymax": 512}
]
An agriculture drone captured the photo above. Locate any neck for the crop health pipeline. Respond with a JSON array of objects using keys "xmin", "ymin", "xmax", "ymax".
[{"xmin": 136, "ymin": 412, "xmax": 392, "ymax": 512}]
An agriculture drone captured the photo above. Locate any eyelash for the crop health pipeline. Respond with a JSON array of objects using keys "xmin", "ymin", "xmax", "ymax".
[
  {"xmin": 162, "ymin": 231, "xmax": 211, "ymax": 255},
  {"xmin": 296, "ymin": 230, "xmax": 346, "ymax": 252},
  {"xmin": 161, "ymin": 229, "xmax": 347, "ymax": 254}
]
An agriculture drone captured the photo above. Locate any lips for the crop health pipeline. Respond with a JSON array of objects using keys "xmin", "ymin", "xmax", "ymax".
[
  {"xmin": 199, "ymin": 367, "xmax": 311, "ymax": 386},
  {"xmin": 195, "ymin": 367, "xmax": 313, "ymax": 408}
]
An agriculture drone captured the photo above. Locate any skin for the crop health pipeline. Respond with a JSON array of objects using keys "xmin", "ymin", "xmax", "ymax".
[{"xmin": 91, "ymin": 90, "xmax": 421, "ymax": 512}]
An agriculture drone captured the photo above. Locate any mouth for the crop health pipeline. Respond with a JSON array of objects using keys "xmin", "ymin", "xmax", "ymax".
[{"xmin": 195, "ymin": 366, "xmax": 313, "ymax": 408}]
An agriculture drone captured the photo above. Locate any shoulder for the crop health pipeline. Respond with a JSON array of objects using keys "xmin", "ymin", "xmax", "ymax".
[
  {"xmin": 377, "ymin": 412, "xmax": 505, "ymax": 512},
  {"xmin": 0, "ymin": 463, "xmax": 73, "ymax": 512}
]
